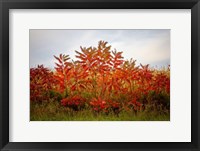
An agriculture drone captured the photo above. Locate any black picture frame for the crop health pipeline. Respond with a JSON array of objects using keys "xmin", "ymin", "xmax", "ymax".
[{"xmin": 0, "ymin": 0, "xmax": 199, "ymax": 151}]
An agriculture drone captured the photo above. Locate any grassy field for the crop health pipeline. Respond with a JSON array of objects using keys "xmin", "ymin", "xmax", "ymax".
[{"xmin": 30, "ymin": 100, "xmax": 170, "ymax": 121}]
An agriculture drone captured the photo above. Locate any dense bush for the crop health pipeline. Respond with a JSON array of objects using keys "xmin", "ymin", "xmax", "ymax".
[{"xmin": 30, "ymin": 41, "xmax": 170, "ymax": 118}]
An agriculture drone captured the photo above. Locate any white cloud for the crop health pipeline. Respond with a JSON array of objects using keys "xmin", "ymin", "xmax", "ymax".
[{"xmin": 30, "ymin": 29, "xmax": 170, "ymax": 69}]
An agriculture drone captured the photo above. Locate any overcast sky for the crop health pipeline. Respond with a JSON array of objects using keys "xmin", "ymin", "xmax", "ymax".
[{"xmin": 30, "ymin": 29, "xmax": 170, "ymax": 69}]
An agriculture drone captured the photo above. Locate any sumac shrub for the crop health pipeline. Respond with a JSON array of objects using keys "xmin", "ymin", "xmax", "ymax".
[{"xmin": 30, "ymin": 65, "xmax": 58, "ymax": 102}]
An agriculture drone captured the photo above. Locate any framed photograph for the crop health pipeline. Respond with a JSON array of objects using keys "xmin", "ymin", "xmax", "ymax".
[{"xmin": 0, "ymin": 0, "xmax": 199, "ymax": 150}]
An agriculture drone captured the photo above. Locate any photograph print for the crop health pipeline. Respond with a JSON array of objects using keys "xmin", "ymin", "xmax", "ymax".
[{"xmin": 30, "ymin": 29, "xmax": 170, "ymax": 121}]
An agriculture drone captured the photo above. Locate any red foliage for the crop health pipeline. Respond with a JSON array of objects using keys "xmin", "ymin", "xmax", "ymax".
[
  {"xmin": 30, "ymin": 65, "xmax": 57, "ymax": 102},
  {"xmin": 89, "ymin": 97, "xmax": 108, "ymax": 112},
  {"xmin": 89, "ymin": 98, "xmax": 121, "ymax": 113},
  {"xmin": 128, "ymin": 99, "xmax": 143, "ymax": 111},
  {"xmin": 61, "ymin": 95, "xmax": 86, "ymax": 110},
  {"xmin": 53, "ymin": 54, "xmax": 72, "ymax": 93}
]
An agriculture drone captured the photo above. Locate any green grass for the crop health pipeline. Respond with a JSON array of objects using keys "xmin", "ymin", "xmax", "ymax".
[{"xmin": 30, "ymin": 100, "xmax": 170, "ymax": 121}]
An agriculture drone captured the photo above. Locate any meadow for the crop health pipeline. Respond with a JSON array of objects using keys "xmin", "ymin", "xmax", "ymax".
[{"xmin": 30, "ymin": 41, "xmax": 170, "ymax": 121}]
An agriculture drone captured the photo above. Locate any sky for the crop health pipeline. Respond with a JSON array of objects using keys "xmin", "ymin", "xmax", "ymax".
[{"xmin": 30, "ymin": 29, "xmax": 170, "ymax": 69}]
